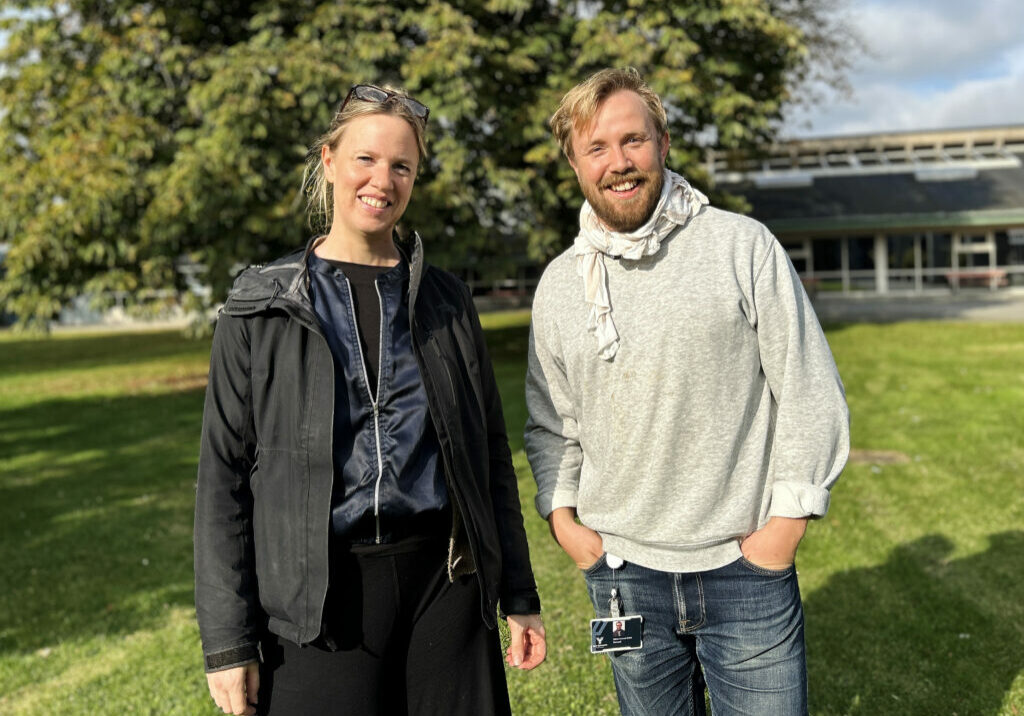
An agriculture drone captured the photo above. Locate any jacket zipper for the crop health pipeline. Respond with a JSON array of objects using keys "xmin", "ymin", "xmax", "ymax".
[
  {"xmin": 427, "ymin": 334, "xmax": 463, "ymax": 576},
  {"xmin": 344, "ymin": 277, "xmax": 387, "ymax": 544}
]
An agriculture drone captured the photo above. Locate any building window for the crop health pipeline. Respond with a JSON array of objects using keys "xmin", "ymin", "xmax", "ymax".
[
  {"xmin": 812, "ymin": 239, "xmax": 842, "ymax": 272},
  {"xmin": 848, "ymin": 236, "xmax": 875, "ymax": 291},
  {"xmin": 922, "ymin": 233, "xmax": 952, "ymax": 286},
  {"xmin": 996, "ymin": 230, "xmax": 1024, "ymax": 286},
  {"xmin": 887, "ymin": 235, "xmax": 917, "ymax": 290},
  {"xmin": 996, "ymin": 230, "xmax": 1024, "ymax": 266},
  {"xmin": 781, "ymin": 241, "xmax": 808, "ymax": 274},
  {"xmin": 848, "ymin": 237, "xmax": 875, "ymax": 270},
  {"xmin": 955, "ymin": 233, "xmax": 994, "ymax": 269},
  {"xmin": 887, "ymin": 236, "xmax": 915, "ymax": 269}
]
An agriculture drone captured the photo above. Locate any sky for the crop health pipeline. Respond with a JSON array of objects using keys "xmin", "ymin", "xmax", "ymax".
[{"xmin": 784, "ymin": 0, "xmax": 1024, "ymax": 138}]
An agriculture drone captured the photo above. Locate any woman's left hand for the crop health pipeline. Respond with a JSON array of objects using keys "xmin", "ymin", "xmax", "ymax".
[{"xmin": 505, "ymin": 613, "xmax": 547, "ymax": 670}]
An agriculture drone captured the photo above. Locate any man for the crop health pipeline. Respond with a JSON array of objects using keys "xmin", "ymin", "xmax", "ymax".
[{"xmin": 525, "ymin": 68, "xmax": 849, "ymax": 715}]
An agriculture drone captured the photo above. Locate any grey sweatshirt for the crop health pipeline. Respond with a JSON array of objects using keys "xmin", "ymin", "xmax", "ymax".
[{"xmin": 525, "ymin": 205, "xmax": 850, "ymax": 573}]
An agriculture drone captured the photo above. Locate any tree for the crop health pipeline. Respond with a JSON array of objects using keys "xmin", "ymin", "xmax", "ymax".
[{"xmin": 0, "ymin": 0, "xmax": 849, "ymax": 328}]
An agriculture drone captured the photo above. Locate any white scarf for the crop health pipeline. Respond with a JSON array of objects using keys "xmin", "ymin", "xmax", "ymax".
[{"xmin": 573, "ymin": 169, "xmax": 709, "ymax": 360}]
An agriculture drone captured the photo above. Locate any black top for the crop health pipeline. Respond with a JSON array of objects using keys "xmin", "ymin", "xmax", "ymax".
[
  {"xmin": 322, "ymin": 259, "xmax": 391, "ymax": 391},
  {"xmin": 307, "ymin": 253, "xmax": 447, "ymax": 543}
]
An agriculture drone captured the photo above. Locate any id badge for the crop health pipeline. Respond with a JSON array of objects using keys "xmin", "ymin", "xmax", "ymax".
[{"xmin": 590, "ymin": 614, "xmax": 643, "ymax": 653}]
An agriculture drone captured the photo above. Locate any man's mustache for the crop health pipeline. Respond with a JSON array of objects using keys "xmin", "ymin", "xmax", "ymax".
[{"xmin": 598, "ymin": 172, "xmax": 651, "ymax": 190}]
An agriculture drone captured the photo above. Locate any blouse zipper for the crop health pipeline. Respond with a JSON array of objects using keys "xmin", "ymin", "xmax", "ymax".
[{"xmin": 344, "ymin": 277, "xmax": 387, "ymax": 544}]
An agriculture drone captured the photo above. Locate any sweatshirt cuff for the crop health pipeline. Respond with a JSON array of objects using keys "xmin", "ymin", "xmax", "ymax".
[
  {"xmin": 768, "ymin": 480, "xmax": 831, "ymax": 519},
  {"xmin": 534, "ymin": 486, "xmax": 578, "ymax": 520},
  {"xmin": 204, "ymin": 642, "xmax": 260, "ymax": 673}
]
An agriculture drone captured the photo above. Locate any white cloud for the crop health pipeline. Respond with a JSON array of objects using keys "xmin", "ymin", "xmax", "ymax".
[
  {"xmin": 785, "ymin": 1, "xmax": 1024, "ymax": 136},
  {"xmin": 788, "ymin": 72, "xmax": 1024, "ymax": 136},
  {"xmin": 850, "ymin": 0, "xmax": 1024, "ymax": 83}
]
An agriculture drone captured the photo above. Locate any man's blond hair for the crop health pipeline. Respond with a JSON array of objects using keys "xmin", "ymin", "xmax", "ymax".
[{"xmin": 550, "ymin": 67, "xmax": 668, "ymax": 160}]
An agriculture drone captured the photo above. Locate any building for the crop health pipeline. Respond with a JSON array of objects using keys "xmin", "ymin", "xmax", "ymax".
[{"xmin": 711, "ymin": 125, "xmax": 1024, "ymax": 295}]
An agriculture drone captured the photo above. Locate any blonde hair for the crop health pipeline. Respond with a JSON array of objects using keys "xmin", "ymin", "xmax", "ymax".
[
  {"xmin": 302, "ymin": 85, "xmax": 429, "ymax": 232},
  {"xmin": 550, "ymin": 68, "xmax": 668, "ymax": 160}
]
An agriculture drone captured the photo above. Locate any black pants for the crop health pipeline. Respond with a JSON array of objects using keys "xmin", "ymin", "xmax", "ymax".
[{"xmin": 258, "ymin": 536, "xmax": 511, "ymax": 715}]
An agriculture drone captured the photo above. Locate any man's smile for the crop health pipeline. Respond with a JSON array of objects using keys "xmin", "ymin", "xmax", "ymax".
[{"xmin": 603, "ymin": 176, "xmax": 645, "ymax": 200}]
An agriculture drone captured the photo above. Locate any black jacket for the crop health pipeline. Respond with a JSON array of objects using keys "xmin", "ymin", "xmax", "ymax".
[{"xmin": 194, "ymin": 235, "xmax": 540, "ymax": 672}]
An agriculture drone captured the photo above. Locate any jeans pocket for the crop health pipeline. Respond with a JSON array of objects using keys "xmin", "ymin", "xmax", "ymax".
[
  {"xmin": 737, "ymin": 556, "xmax": 795, "ymax": 576},
  {"xmin": 581, "ymin": 553, "xmax": 608, "ymax": 576}
]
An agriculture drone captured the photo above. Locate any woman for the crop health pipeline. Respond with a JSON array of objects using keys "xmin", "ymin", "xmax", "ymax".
[{"xmin": 194, "ymin": 84, "xmax": 546, "ymax": 716}]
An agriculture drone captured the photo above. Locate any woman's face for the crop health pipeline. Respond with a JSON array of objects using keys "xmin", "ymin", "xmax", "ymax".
[{"xmin": 322, "ymin": 113, "xmax": 420, "ymax": 244}]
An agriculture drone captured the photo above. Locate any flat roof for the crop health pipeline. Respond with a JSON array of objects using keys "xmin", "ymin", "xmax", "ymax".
[
  {"xmin": 716, "ymin": 135, "xmax": 1024, "ymax": 235},
  {"xmin": 762, "ymin": 209, "xmax": 1024, "ymax": 236},
  {"xmin": 712, "ymin": 124, "xmax": 1024, "ymax": 174}
]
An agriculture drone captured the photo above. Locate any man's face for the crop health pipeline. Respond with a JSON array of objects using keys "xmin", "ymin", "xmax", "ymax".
[{"xmin": 568, "ymin": 90, "xmax": 669, "ymax": 233}]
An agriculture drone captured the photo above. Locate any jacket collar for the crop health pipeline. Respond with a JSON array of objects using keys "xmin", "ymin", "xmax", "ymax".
[
  {"xmin": 395, "ymin": 231, "xmax": 425, "ymax": 317},
  {"xmin": 222, "ymin": 232, "xmax": 426, "ymax": 317}
]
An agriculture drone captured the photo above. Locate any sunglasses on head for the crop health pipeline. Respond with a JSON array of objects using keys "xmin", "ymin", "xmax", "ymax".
[{"xmin": 340, "ymin": 84, "xmax": 430, "ymax": 121}]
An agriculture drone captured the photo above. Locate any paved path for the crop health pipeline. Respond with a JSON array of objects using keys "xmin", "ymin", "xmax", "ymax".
[
  {"xmin": 25, "ymin": 290, "xmax": 1024, "ymax": 334},
  {"xmin": 811, "ymin": 291, "xmax": 1024, "ymax": 324}
]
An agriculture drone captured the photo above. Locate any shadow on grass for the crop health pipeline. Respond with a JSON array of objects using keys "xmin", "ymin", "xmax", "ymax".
[
  {"xmin": 805, "ymin": 532, "xmax": 1024, "ymax": 715},
  {"xmin": 0, "ymin": 389, "xmax": 205, "ymax": 656},
  {"xmin": 0, "ymin": 324, "xmax": 528, "ymax": 660}
]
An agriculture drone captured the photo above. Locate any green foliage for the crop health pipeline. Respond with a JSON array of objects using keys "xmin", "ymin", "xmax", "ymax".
[
  {"xmin": 0, "ymin": 320, "xmax": 1022, "ymax": 713},
  {"xmin": 1, "ymin": 1, "xmax": 838, "ymax": 325}
]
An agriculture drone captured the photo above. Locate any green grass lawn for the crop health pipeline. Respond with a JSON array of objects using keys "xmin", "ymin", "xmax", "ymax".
[{"xmin": 1, "ymin": 317, "xmax": 1022, "ymax": 715}]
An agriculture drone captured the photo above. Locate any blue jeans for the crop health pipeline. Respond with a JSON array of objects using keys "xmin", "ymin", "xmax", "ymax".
[{"xmin": 583, "ymin": 555, "xmax": 807, "ymax": 716}]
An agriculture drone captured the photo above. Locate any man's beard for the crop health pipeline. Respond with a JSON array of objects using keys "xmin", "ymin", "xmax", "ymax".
[{"xmin": 580, "ymin": 167, "xmax": 665, "ymax": 233}]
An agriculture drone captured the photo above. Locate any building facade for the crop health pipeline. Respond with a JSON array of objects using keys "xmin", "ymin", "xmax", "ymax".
[{"xmin": 712, "ymin": 126, "xmax": 1024, "ymax": 295}]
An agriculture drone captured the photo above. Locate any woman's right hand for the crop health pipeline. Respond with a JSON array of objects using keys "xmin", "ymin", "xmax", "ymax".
[
  {"xmin": 206, "ymin": 661, "xmax": 259, "ymax": 715},
  {"xmin": 548, "ymin": 507, "xmax": 604, "ymax": 569}
]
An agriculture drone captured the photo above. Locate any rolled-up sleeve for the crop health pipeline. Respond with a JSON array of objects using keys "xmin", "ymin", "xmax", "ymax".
[{"xmin": 751, "ymin": 236, "xmax": 850, "ymax": 519}]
